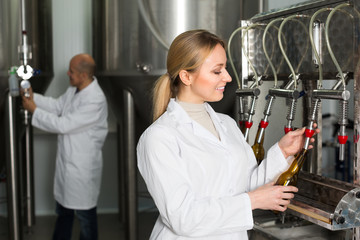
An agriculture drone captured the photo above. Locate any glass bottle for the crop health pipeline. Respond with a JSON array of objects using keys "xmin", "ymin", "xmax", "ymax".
[
  {"xmin": 8, "ymin": 66, "xmax": 20, "ymax": 97},
  {"xmin": 239, "ymin": 120, "xmax": 246, "ymax": 134},
  {"xmin": 275, "ymin": 148, "xmax": 308, "ymax": 186},
  {"xmin": 252, "ymin": 123, "xmax": 265, "ymax": 165}
]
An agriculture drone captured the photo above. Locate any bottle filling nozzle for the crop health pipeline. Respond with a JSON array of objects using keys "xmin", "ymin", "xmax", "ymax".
[
  {"xmin": 285, "ymin": 98, "xmax": 297, "ymax": 134},
  {"xmin": 268, "ymin": 76, "xmax": 301, "ymax": 134},
  {"xmin": 236, "ymin": 79, "xmax": 262, "ymax": 139},
  {"xmin": 304, "ymin": 99, "xmax": 320, "ymax": 149},
  {"xmin": 242, "ymin": 79, "xmax": 262, "ymax": 141},
  {"xmin": 311, "ymin": 73, "xmax": 350, "ymax": 161},
  {"xmin": 238, "ymin": 96, "xmax": 246, "ymax": 132},
  {"xmin": 257, "ymin": 95, "xmax": 275, "ymax": 143},
  {"xmin": 244, "ymin": 95, "xmax": 257, "ymax": 141},
  {"xmin": 338, "ymin": 100, "xmax": 348, "ymax": 161}
]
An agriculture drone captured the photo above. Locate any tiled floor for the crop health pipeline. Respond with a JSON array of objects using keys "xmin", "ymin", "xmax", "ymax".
[{"xmin": 0, "ymin": 211, "xmax": 158, "ymax": 240}]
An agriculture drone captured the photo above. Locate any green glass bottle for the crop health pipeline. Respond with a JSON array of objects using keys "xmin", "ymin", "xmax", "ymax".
[
  {"xmin": 275, "ymin": 148, "xmax": 308, "ymax": 186},
  {"xmin": 252, "ymin": 124, "xmax": 265, "ymax": 165}
]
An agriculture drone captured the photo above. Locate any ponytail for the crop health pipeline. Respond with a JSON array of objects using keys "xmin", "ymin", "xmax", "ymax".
[{"xmin": 152, "ymin": 73, "xmax": 172, "ymax": 121}]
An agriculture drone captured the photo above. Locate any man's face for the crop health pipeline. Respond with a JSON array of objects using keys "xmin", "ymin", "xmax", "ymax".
[{"xmin": 67, "ymin": 58, "xmax": 83, "ymax": 88}]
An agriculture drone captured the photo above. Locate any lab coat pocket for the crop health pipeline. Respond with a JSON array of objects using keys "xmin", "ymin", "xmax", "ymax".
[
  {"xmin": 66, "ymin": 151, "xmax": 102, "ymax": 190},
  {"xmin": 66, "ymin": 152, "xmax": 102, "ymax": 204}
]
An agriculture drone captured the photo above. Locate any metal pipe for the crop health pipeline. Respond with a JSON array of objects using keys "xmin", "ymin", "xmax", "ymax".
[
  {"xmin": 337, "ymin": 100, "xmax": 349, "ymax": 161},
  {"xmin": 20, "ymin": 0, "xmax": 26, "ymax": 30},
  {"xmin": 268, "ymin": 88, "xmax": 300, "ymax": 99},
  {"xmin": 20, "ymin": 0, "xmax": 31, "ymax": 67},
  {"xmin": 244, "ymin": 96, "xmax": 257, "ymax": 141},
  {"xmin": 237, "ymin": 96, "xmax": 246, "ymax": 133},
  {"xmin": 117, "ymin": 123, "xmax": 126, "ymax": 224},
  {"xmin": 257, "ymin": 95, "xmax": 275, "ymax": 143},
  {"xmin": 258, "ymin": 0, "xmax": 264, "ymax": 13},
  {"xmin": 235, "ymin": 88, "xmax": 261, "ymax": 97},
  {"xmin": 124, "ymin": 90, "xmax": 137, "ymax": 240},
  {"xmin": 312, "ymin": 89, "xmax": 350, "ymax": 101},
  {"xmin": 311, "ymin": 20, "xmax": 323, "ymax": 69},
  {"xmin": 18, "ymin": 0, "xmax": 35, "ymax": 230},
  {"xmin": 304, "ymin": 99, "xmax": 320, "ymax": 149},
  {"xmin": 285, "ymin": 98, "xmax": 297, "ymax": 133},
  {"xmin": 24, "ymin": 124, "xmax": 35, "ymax": 229},
  {"xmin": 6, "ymin": 93, "xmax": 23, "ymax": 240}
]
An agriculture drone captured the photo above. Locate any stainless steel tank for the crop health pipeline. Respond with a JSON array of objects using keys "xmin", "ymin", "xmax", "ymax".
[
  {"xmin": 0, "ymin": 0, "xmax": 53, "ymax": 238},
  {"xmin": 93, "ymin": 0, "xmax": 243, "ymax": 126},
  {"xmin": 94, "ymin": 0, "xmax": 243, "ymax": 72},
  {"xmin": 0, "ymin": 0, "xmax": 53, "ymax": 170},
  {"xmin": 92, "ymin": 0, "xmax": 244, "ymax": 239}
]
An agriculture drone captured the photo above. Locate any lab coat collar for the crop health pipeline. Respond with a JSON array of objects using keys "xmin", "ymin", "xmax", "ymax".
[
  {"xmin": 73, "ymin": 76, "xmax": 99, "ymax": 95},
  {"xmin": 166, "ymin": 99, "xmax": 228, "ymax": 144},
  {"xmin": 167, "ymin": 99, "xmax": 193, "ymax": 124}
]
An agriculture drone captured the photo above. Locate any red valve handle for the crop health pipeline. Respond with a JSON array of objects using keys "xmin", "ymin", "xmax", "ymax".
[
  {"xmin": 338, "ymin": 135, "xmax": 348, "ymax": 144},
  {"xmin": 305, "ymin": 129, "xmax": 315, "ymax": 138},
  {"xmin": 245, "ymin": 121, "xmax": 253, "ymax": 129},
  {"xmin": 260, "ymin": 120, "xmax": 269, "ymax": 129},
  {"xmin": 284, "ymin": 127, "xmax": 293, "ymax": 134}
]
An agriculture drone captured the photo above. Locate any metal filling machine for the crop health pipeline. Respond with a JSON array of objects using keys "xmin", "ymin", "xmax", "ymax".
[{"xmin": 231, "ymin": 0, "xmax": 360, "ymax": 238}]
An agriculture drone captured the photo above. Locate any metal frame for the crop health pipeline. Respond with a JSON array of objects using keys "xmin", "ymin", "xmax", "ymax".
[{"xmin": 240, "ymin": 0, "xmax": 360, "ymax": 237}]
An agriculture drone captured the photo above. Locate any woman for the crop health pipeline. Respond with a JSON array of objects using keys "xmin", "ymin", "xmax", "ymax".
[{"xmin": 137, "ymin": 29, "xmax": 317, "ymax": 239}]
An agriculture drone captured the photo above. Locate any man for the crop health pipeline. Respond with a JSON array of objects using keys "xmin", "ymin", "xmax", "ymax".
[{"xmin": 22, "ymin": 53, "xmax": 108, "ymax": 240}]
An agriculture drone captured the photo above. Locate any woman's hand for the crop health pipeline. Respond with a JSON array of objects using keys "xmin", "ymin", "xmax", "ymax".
[
  {"xmin": 248, "ymin": 182, "xmax": 298, "ymax": 211},
  {"xmin": 278, "ymin": 124, "xmax": 320, "ymax": 158}
]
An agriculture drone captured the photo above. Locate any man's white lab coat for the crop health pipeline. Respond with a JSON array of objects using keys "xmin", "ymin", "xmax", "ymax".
[
  {"xmin": 32, "ymin": 77, "xmax": 108, "ymax": 209},
  {"xmin": 137, "ymin": 99, "xmax": 292, "ymax": 239}
]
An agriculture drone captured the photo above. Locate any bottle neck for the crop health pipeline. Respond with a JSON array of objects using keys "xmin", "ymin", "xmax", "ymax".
[{"xmin": 288, "ymin": 148, "xmax": 307, "ymax": 173}]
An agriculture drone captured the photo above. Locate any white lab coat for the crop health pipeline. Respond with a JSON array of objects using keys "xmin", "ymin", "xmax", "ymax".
[
  {"xmin": 31, "ymin": 77, "xmax": 108, "ymax": 209},
  {"xmin": 137, "ymin": 99, "xmax": 293, "ymax": 240}
]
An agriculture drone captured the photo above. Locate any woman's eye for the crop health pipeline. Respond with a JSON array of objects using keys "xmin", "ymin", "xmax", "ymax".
[{"xmin": 214, "ymin": 71, "xmax": 221, "ymax": 75}]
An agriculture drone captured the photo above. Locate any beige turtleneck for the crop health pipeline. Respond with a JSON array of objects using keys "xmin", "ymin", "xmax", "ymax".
[{"xmin": 176, "ymin": 99, "xmax": 220, "ymax": 140}]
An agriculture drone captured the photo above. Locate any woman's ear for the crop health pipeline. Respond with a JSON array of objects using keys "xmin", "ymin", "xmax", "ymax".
[{"xmin": 179, "ymin": 70, "xmax": 191, "ymax": 86}]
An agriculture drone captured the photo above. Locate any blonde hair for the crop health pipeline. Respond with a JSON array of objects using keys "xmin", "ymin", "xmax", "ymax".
[{"xmin": 152, "ymin": 29, "xmax": 225, "ymax": 121}]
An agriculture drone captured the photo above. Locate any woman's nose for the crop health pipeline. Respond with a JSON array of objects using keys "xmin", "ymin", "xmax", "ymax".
[{"xmin": 224, "ymin": 69, "xmax": 232, "ymax": 82}]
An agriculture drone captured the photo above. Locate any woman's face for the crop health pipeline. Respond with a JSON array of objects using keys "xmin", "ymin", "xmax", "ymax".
[{"xmin": 180, "ymin": 44, "xmax": 232, "ymax": 104}]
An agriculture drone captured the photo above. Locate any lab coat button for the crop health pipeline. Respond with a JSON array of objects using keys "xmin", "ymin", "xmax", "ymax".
[{"xmin": 229, "ymin": 189, "xmax": 234, "ymax": 194}]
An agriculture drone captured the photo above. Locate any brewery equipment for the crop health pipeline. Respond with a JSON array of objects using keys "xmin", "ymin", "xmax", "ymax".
[
  {"xmin": 232, "ymin": 0, "xmax": 360, "ymax": 238},
  {"xmin": 0, "ymin": 0, "xmax": 53, "ymax": 239}
]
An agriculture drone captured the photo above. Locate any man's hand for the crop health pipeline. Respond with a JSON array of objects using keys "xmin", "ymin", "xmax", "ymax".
[{"xmin": 22, "ymin": 94, "xmax": 37, "ymax": 113}]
